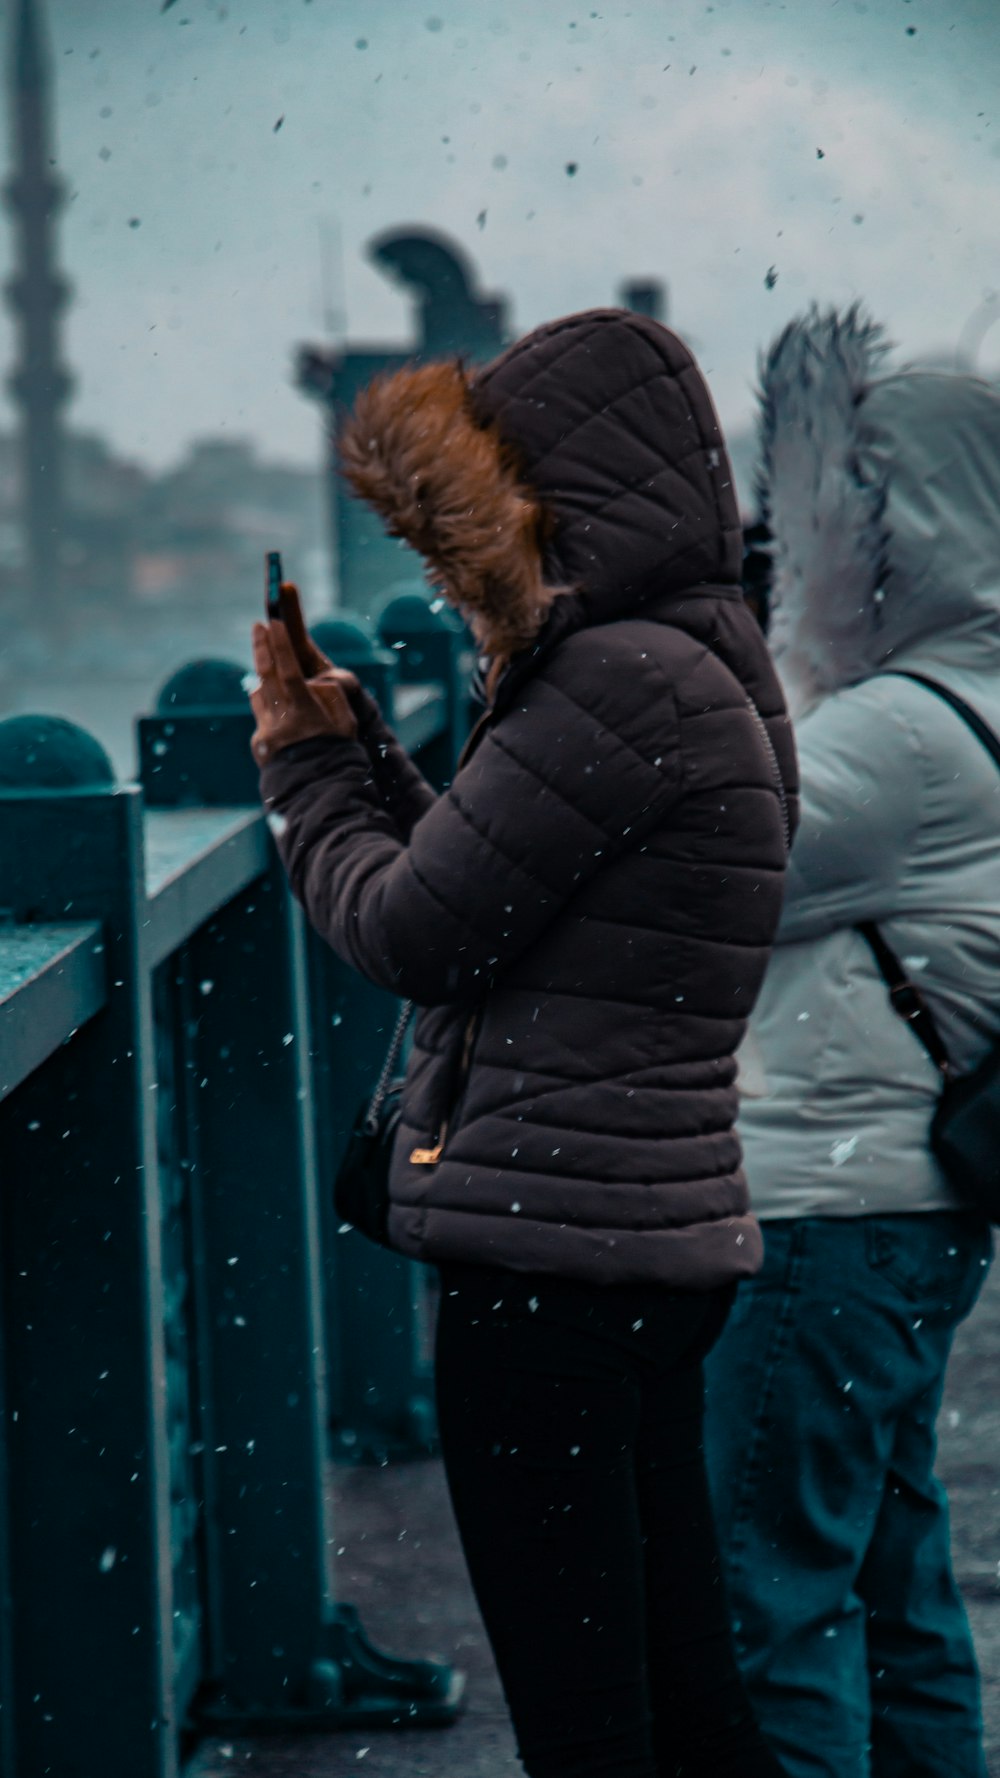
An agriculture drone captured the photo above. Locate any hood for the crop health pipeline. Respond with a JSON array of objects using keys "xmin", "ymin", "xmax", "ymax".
[
  {"xmin": 339, "ymin": 308, "xmax": 742, "ymax": 665},
  {"xmin": 758, "ymin": 305, "xmax": 1000, "ymax": 717}
]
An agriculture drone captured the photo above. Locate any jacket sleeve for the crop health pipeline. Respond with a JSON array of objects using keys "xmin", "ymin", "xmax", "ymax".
[
  {"xmin": 351, "ymin": 682, "xmax": 438, "ymax": 839},
  {"xmin": 259, "ymin": 632, "xmax": 683, "ymax": 1005},
  {"xmin": 777, "ymin": 682, "xmax": 928, "ymax": 944},
  {"xmin": 264, "ymin": 687, "xmax": 437, "ymax": 841}
]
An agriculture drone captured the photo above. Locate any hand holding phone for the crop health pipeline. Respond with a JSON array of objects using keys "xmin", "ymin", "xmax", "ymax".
[
  {"xmin": 251, "ymin": 556, "xmax": 367, "ymax": 759},
  {"xmin": 263, "ymin": 552, "xmax": 332, "ymax": 681},
  {"xmin": 249, "ymin": 620, "xmax": 359, "ymax": 761}
]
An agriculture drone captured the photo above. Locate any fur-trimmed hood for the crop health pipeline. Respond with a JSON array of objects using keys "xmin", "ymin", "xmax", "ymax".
[
  {"xmin": 340, "ymin": 308, "xmax": 742, "ymax": 667},
  {"xmin": 758, "ymin": 305, "xmax": 1000, "ymax": 717}
]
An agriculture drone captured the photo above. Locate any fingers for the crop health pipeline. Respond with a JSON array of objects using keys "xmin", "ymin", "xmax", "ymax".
[
  {"xmin": 268, "ymin": 619, "xmax": 306, "ymax": 686},
  {"xmin": 247, "ymin": 652, "xmax": 359, "ymax": 765},
  {"xmin": 279, "ymin": 582, "xmax": 330, "ymax": 677},
  {"xmin": 252, "ymin": 598, "xmax": 347, "ymax": 698},
  {"xmin": 252, "ymin": 622, "xmax": 276, "ymax": 680},
  {"xmin": 248, "ymin": 685, "xmax": 272, "ymax": 762},
  {"xmin": 251, "ymin": 625, "xmax": 307, "ymax": 729},
  {"xmin": 248, "ymin": 614, "xmax": 361, "ymax": 764},
  {"xmin": 253, "ymin": 616, "xmax": 305, "ymax": 689},
  {"xmin": 279, "ymin": 581, "xmax": 306, "ymax": 637}
]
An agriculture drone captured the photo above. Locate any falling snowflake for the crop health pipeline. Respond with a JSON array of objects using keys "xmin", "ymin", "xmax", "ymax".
[{"xmin": 830, "ymin": 1136, "xmax": 859, "ymax": 1168}]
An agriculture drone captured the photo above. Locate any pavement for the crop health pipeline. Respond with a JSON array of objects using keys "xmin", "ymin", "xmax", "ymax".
[{"xmin": 191, "ymin": 1262, "xmax": 1000, "ymax": 1778}]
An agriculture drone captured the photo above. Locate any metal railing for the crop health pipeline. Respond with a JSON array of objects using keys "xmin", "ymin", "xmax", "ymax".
[{"xmin": 0, "ymin": 596, "xmax": 473, "ymax": 1778}]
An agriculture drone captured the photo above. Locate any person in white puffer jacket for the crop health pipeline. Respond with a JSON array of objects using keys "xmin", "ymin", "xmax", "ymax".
[{"xmin": 704, "ymin": 306, "xmax": 998, "ymax": 1778}]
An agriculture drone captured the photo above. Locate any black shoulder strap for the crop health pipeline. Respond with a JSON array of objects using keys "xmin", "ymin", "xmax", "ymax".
[
  {"xmin": 881, "ymin": 670, "xmax": 1000, "ymax": 772},
  {"xmin": 857, "ymin": 919, "xmax": 952, "ymax": 1078},
  {"xmin": 856, "ymin": 669, "xmax": 1000, "ymax": 1083}
]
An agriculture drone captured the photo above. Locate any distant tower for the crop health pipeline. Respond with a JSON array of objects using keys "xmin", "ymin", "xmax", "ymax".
[
  {"xmin": 620, "ymin": 279, "xmax": 669, "ymax": 325},
  {"xmin": 4, "ymin": 0, "xmax": 74, "ymax": 612}
]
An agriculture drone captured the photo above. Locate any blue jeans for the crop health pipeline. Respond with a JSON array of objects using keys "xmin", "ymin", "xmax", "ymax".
[{"xmin": 704, "ymin": 1212, "xmax": 993, "ymax": 1778}]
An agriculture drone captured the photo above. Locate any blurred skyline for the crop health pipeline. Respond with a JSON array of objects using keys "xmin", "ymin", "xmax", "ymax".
[{"xmin": 1, "ymin": 0, "xmax": 998, "ymax": 474}]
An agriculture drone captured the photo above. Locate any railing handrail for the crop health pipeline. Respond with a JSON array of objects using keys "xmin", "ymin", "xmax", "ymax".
[
  {"xmin": 0, "ymin": 674, "xmax": 451, "ymax": 1081},
  {"xmin": 0, "ymin": 920, "xmax": 106, "ymax": 1104},
  {"xmin": 144, "ymin": 805, "xmax": 270, "ymax": 966}
]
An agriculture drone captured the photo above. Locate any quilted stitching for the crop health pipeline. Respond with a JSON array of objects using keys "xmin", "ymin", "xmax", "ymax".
[
  {"xmin": 473, "ymin": 312, "xmax": 739, "ymax": 601},
  {"xmin": 261, "ymin": 308, "xmax": 796, "ymax": 1287}
]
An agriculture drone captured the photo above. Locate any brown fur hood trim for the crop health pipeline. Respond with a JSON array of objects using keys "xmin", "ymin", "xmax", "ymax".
[{"xmin": 339, "ymin": 360, "xmax": 569, "ymax": 666}]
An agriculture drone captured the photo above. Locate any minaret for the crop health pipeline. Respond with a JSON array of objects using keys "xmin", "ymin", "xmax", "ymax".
[{"xmin": 4, "ymin": 0, "xmax": 73, "ymax": 613}]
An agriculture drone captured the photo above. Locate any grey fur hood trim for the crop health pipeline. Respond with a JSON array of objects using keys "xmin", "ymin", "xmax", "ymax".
[
  {"xmin": 756, "ymin": 305, "xmax": 892, "ymax": 716},
  {"xmin": 758, "ymin": 304, "xmax": 1000, "ymax": 716}
]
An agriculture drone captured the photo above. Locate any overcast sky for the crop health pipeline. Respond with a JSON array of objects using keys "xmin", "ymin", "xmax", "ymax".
[{"xmin": 1, "ymin": 0, "xmax": 998, "ymax": 476}]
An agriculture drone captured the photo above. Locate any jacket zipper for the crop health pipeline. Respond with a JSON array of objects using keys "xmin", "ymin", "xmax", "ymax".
[{"xmin": 409, "ymin": 1008, "xmax": 481, "ymax": 1166}]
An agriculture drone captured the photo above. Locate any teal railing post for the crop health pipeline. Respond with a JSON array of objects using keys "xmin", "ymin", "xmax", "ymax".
[
  {"xmin": 138, "ymin": 661, "xmax": 333, "ymax": 1725},
  {"xmin": 0, "ymin": 716, "xmax": 178, "ymax": 1778},
  {"xmin": 377, "ymin": 592, "xmax": 473, "ymax": 789},
  {"xmin": 138, "ymin": 658, "xmax": 259, "ymax": 807},
  {"xmin": 137, "ymin": 662, "xmax": 462, "ymax": 1733}
]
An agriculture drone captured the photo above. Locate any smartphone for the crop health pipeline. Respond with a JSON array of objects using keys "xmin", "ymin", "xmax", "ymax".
[{"xmin": 265, "ymin": 550, "xmax": 284, "ymax": 621}]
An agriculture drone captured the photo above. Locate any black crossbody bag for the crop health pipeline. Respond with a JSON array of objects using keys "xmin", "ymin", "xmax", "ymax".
[
  {"xmin": 858, "ymin": 670, "xmax": 1000, "ymax": 1223},
  {"xmin": 333, "ymin": 999, "xmax": 413, "ymax": 1248}
]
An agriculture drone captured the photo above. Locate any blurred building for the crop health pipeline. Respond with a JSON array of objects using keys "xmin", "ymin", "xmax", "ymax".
[
  {"xmin": 132, "ymin": 438, "xmax": 326, "ymax": 610},
  {"xmin": 0, "ymin": 425, "xmax": 326, "ymax": 626}
]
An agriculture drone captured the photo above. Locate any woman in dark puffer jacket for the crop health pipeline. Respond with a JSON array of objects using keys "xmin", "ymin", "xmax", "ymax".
[{"xmin": 248, "ymin": 310, "xmax": 796, "ymax": 1778}]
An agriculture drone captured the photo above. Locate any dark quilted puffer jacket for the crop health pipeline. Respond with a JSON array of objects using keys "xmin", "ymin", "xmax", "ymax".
[{"xmin": 260, "ymin": 310, "xmax": 798, "ymax": 1287}]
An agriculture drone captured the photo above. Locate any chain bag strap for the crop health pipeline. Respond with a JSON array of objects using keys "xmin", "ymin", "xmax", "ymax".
[
  {"xmin": 334, "ymin": 999, "xmax": 414, "ymax": 1248},
  {"xmin": 363, "ymin": 999, "xmax": 414, "ymax": 1135}
]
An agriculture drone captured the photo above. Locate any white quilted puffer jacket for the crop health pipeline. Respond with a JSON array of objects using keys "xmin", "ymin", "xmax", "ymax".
[{"xmin": 739, "ymin": 309, "xmax": 1000, "ymax": 1218}]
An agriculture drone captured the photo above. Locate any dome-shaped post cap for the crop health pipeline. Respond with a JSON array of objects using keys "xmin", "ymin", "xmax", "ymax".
[
  {"xmin": 0, "ymin": 715, "xmax": 116, "ymax": 791},
  {"xmin": 311, "ymin": 617, "xmax": 378, "ymax": 662},
  {"xmin": 156, "ymin": 659, "xmax": 250, "ymax": 713},
  {"xmin": 378, "ymin": 591, "xmax": 461, "ymax": 642}
]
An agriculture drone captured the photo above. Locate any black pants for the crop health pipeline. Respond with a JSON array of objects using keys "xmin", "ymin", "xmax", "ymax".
[{"xmin": 436, "ymin": 1264, "xmax": 787, "ymax": 1778}]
